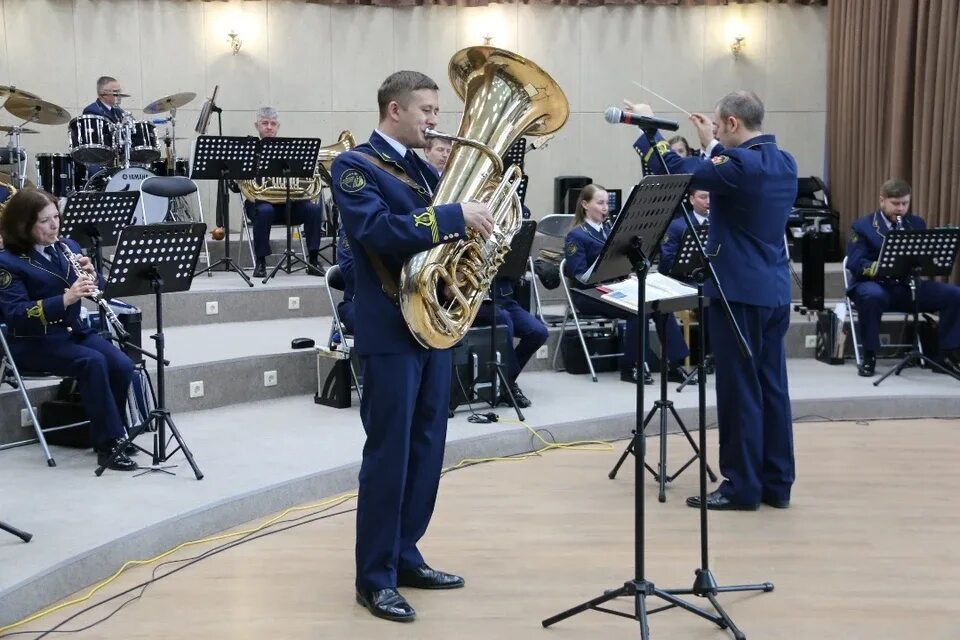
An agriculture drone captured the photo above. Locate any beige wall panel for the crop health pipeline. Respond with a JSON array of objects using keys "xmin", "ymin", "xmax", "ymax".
[
  {"xmin": 764, "ymin": 110, "xmax": 825, "ymax": 178},
  {"xmin": 523, "ymin": 113, "xmax": 582, "ymax": 216},
  {"xmin": 578, "ymin": 114, "xmax": 641, "ymax": 203},
  {"xmin": 702, "ymin": 3, "xmax": 767, "ymax": 106},
  {"xmin": 393, "ymin": 6, "xmax": 459, "ymax": 92},
  {"xmin": 330, "ymin": 6, "xmax": 395, "ymax": 112},
  {"xmin": 3, "ymin": 0, "xmax": 77, "ymax": 110},
  {"xmin": 517, "ymin": 5, "xmax": 581, "ymax": 114},
  {"xmin": 765, "ymin": 5, "xmax": 827, "ymax": 112},
  {"xmin": 325, "ymin": 111, "xmax": 380, "ymax": 147},
  {"xmin": 74, "ymin": 0, "xmax": 145, "ymax": 112},
  {"xmin": 138, "ymin": 0, "xmax": 206, "ymax": 111},
  {"xmin": 578, "ymin": 7, "xmax": 644, "ymax": 115},
  {"xmin": 638, "ymin": 6, "xmax": 706, "ymax": 113},
  {"xmin": 204, "ymin": 1, "xmax": 270, "ymax": 112},
  {"xmin": 267, "ymin": 1, "xmax": 332, "ymax": 112},
  {"xmin": 457, "ymin": 3, "xmax": 518, "ymax": 52},
  {"xmin": 0, "ymin": 0, "xmax": 9, "ymax": 85}
]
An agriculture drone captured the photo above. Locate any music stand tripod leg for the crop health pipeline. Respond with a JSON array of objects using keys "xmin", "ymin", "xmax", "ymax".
[{"xmin": 0, "ymin": 520, "xmax": 32, "ymax": 543}]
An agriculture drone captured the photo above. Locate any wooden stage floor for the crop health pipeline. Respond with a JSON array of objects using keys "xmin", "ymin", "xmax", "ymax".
[{"xmin": 16, "ymin": 418, "xmax": 960, "ymax": 640}]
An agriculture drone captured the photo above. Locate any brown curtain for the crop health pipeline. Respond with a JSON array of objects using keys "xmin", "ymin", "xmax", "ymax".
[
  {"xmin": 827, "ymin": 0, "xmax": 960, "ymax": 281},
  {"xmin": 198, "ymin": 1, "xmax": 826, "ymax": 6}
]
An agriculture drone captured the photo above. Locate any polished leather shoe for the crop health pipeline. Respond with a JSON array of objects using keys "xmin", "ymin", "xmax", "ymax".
[
  {"xmin": 397, "ymin": 564, "xmax": 465, "ymax": 590},
  {"xmin": 666, "ymin": 365, "xmax": 691, "ymax": 384},
  {"xmin": 96, "ymin": 440, "xmax": 138, "ymax": 472},
  {"xmin": 355, "ymin": 588, "xmax": 416, "ymax": 622},
  {"xmin": 307, "ymin": 261, "xmax": 326, "ymax": 277},
  {"xmin": 123, "ymin": 441, "xmax": 139, "ymax": 456},
  {"xmin": 858, "ymin": 351, "xmax": 876, "ymax": 377},
  {"xmin": 253, "ymin": 259, "xmax": 267, "ymax": 279},
  {"xmin": 500, "ymin": 382, "xmax": 531, "ymax": 408},
  {"xmin": 761, "ymin": 496, "xmax": 790, "ymax": 509},
  {"xmin": 686, "ymin": 490, "xmax": 758, "ymax": 511}
]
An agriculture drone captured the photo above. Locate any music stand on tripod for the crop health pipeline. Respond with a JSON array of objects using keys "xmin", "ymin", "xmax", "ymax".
[
  {"xmin": 191, "ymin": 135, "xmax": 256, "ymax": 286},
  {"xmin": 95, "ymin": 223, "xmax": 206, "ymax": 480},
  {"xmin": 873, "ymin": 227, "xmax": 960, "ymax": 385},
  {"xmin": 0, "ymin": 519, "xmax": 32, "ymax": 543},
  {"xmin": 483, "ymin": 219, "xmax": 538, "ymax": 420},
  {"xmin": 259, "ymin": 136, "xmax": 323, "ymax": 283},
  {"xmin": 670, "ymin": 225, "xmax": 713, "ymax": 393}
]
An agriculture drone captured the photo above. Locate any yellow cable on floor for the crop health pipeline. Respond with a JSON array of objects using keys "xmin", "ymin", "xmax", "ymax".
[{"xmin": 1, "ymin": 417, "xmax": 617, "ymax": 635}]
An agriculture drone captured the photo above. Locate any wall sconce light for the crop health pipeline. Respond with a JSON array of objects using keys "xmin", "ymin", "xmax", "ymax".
[
  {"xmin": 730, "ymin": 35, "xmax": 746, "ymax": 57},
  {"xmin": 483, "ymin": 33, "xmax": 493, "ymax": 45},
  {"xmin": 227, "ymin": 30, "xmax": 243, "ymax": 56}
]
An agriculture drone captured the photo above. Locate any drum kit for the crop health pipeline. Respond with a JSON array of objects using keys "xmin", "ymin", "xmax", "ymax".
[{"xmin": 1, "ymin": 85, "xmax": 197, "ymax": 224}]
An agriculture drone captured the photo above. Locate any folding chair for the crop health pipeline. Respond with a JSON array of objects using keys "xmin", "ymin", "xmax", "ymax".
[
  {"xmin": 324, "ymin": 265, "xmax": 362, "ymax": 400},
  {"xmin": 238, "ymin": 193, "xmax": 309, "ymax": 269},
  {"xmin": 842, "ymin": 256, "xmax": 915, "ymax": 366}
]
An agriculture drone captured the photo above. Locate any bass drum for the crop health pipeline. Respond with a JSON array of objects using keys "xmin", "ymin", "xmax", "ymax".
[{"xmin": 103, "ymin": 167, "xmax": 167, "ymax": 225}]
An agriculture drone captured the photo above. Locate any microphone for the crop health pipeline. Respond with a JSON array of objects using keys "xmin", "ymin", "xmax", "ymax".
[{"xmin": 603, "ymin": 106, "xmax": 679, "ymax": 132}]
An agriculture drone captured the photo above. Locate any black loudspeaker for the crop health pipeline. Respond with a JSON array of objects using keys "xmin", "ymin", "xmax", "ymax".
[
  {"xmin": 315, "ymin": 351, "xmax": 352, "ymax": 409},
  {"xmin": 554, "ymin": 176, "xmax": 592, "ymax": 214},
  {"xmin": 40, "ymin": 399, "xmax": 90, "ymax": 448},
  {"xmin": 450, "ymin": 325, "xmax": 510, "ymax": 409},
  {"xmin": 561, "ymin": 326, "xmax": 620, "ymax": 375},
  {"xmin": 801, "ymin": 231, "xmax": 826, "ymax": 311}
]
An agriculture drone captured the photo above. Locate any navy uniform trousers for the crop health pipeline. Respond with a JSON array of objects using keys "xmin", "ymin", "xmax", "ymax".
[
  {"xmin": 710, "ymin": 302, "xmax": 794, "ymax": 505},
  {"xmin": 9, "ymin": 332, "xmax": 133, "ymax": 446},
  {"xmin": 850, "ymin": 280, "xmax": 960, "ymax": 352},
  {"xmin": 244, "ymin": 200, "xmax": 324, "ymax": 259},
  {"xmin": 473, "ymin": 287, "xmax": 548, "ymax": 382}
]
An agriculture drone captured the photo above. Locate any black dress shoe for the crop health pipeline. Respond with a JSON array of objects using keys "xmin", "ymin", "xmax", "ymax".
[
  {"xmin": 253, "ymin": 258, "xmax": 267, "ymax": 279},
  {"xmin": 123, "ymin": 441, "xmax": 139, "ymax": 456},
  {"xmin": 858, "ymin": 352, "xmax": 876, "ymax": 377},
  {"xmin": 761, "ymin": 496, "xmax": 790, "ymax": 509},
  {"xmin": 686, "ymin": 490, "xmax": 758, "ymax": 511},
  {"xmin": 355, "ymin": 588, "xmax": 416, "ymax": 622},
  {"xmin": 96, "ymin": 440, "xmax": 138, "ymax": 472},
  {"xmin": 667, "ymin": 365, "xmax": 692, "ymax": 384},
  {"xmin": 397, "ymin": 564, "xmax": 465, "ymax": 590},
  {"xmin": 501, "ymin": 382, "xmax": 531, "ymax": 408},
  {"xmin": 307, "ymin": 261, "xmax": 326, "ymax": 277}
]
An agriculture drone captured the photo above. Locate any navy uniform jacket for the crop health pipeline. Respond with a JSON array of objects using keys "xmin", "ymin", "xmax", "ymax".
[
  {"xmin": 82, "ymin": 99, "xmax": 123, "ymax": 124},
  {"xmin": 660, "ymin": 215, "xmax": 708, "ymax": 278},
  {"xmin": 0, "ymin": 239, "xmax": 100, "ymax": 338},
  {"xmin": 331, "ymin": 131, "xmax": 465, "ymax": 355},
  {"xmin": 846, "ymin": 210, "xmax": 925, "ymax": 286},
  {"xmin": 563, "ymin": 222, "xmax": 608, "ymax": 288},
  {"xmin": 637, "ymin": 134, "xmax": 797, "ymax": 307},
  {"xmin": 337, "ymin": 228, "xmax": 355, "ymax": 303}
]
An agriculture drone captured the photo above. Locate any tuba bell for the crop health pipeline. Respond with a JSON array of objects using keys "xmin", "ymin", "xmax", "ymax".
[
  {"xmin": 400, "ymin": 46, "xmax": 569, "ymax": 350},
  {"xmin": 238, "ymin": 130, "xmax": 356, "ymax": 203}
]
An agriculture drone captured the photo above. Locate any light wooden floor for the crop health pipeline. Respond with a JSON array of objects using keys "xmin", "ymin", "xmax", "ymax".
[{"xmin": 18, "ymin": 419, "xmax": 960, "ymax": 640}]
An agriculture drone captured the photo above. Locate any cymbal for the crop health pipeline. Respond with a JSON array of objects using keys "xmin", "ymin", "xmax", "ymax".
[
  {"xmin": 105, "ymin": 91, "xmax": 132, "ymax": 98},
  {"xmin": 4, "ymin": 96, "xmax": 71, "ymax": 125},
  {"xmin": 0, "ymin": 125, "xmax": 38, "ymax": 134},
  {"xmin": 144, "ymin": 92, "xmax": 196, "ymax": 114},
  {"xmin": 0, "ymin": 85, "xmax": 40, "ymax": 102}
]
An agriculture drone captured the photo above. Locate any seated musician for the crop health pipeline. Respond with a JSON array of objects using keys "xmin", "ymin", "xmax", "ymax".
[
  {"xmin": 423, "ymin": 137, "xmax": 452, "ymax": 175},
  {"xmin": 846, "ymin": 179, "xmax": 960, "ymax": 377},
  {"xmin": 659, "ymin": 188, "xmax": 712, "ymax": 372},
  {"xmin": 83, "ymin": 76, "xmax": 125, "ymax": 123},
  {"xmin": 245, "ymin": 107, "xmax": 326, "ymax": 278},
  {"xmin": 563, "ymin": 184, "xmax": 690, "ymax": 383},
  {"xmin": 667, "ymin": 135, "xmax": 694, "ymax": 158},
  {"xmin": 0, "ymin": 189, "xmax": 137, "ymax": 471}
]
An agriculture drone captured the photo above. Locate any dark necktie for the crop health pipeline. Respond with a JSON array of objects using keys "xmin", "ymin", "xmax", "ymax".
[
  {"xmin": 403, "ymin": 151, "xmax": 426, "ymax": 190},
  {"xmin": 44, "ymin": 246, "xmax": 62, "ymax": 273}
]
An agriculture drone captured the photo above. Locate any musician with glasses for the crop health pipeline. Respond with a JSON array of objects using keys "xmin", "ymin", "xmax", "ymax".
[
  {"xmin": 564, "ymin": 184, "xmax": 689, "ymax": 384},
  {"xmin": 846, "ymin": 179, "xmax": 960, "ymax": 377},
  {"xmin": 331, "ymin": 70, "xmax": 495, "ymax": 623},
  {"xmin": 245, "ymin": 107, "xmax": 326, "ymax": 278},
  {"xmin": 0, "ymin": 189, "xmax": 137, "ymax": 472},
  {"xmin": 83, "ymin": 75, "xmax": 126, "ymax": 123}
]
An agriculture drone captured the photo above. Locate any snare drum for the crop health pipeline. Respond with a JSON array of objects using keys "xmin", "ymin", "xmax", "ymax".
[
  {"xmin": 150, "ymin": 157, "xmax": 190, "ymax": 177},
  {"xmin": 68, "ymin": 114, "xmax": 116, "ymax": 165},
  {"xmin": 129, "ymin": 121, "xmax": 160, "ymax": 163},
  {"xmin": 35, "ymin": 153, "xmax": 77, "ymax": 198}
]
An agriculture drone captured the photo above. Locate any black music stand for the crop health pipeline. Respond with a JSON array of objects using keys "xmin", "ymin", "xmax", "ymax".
[
  {"xmin": 483, "ymin": 220, "xmax": 537, "ymax": 420},
  {"xmin": 873, "ymin": 228, "xmax": 960, "ymax": 385},
  {"xmin": 0, "ymin": 519, "xmax": 32, "ymax": 543},
  {"xmin": 259, "ymin": 136, "xmax": 323, "ymax": 283},
  {"xmin": 671, "ymin": 225, "xmax": 713, "ymax": 393},
  {"xmin": 95, "ymin": 223, "xmax": 206, "ymax": 480},
  {"xmin": 191, "ymin": 135, "xmax": 256, "ymax": 286},
  {"xmin": 60, "ymin": 191, "xmax": 140, "ymax": 340}
]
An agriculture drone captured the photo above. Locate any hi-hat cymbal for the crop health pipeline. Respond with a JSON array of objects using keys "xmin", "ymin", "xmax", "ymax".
[
  {"xmin": 0, "ymin": 125, "xmax": 38, "ymax": 134},
  {"xmin": 105, "ymin": 91, "xmax": 132, "ymax": 98},
  {"xmin": 0, "ymin": 85, "xmax": 40, "ymax": 102},
  {"xmin": 4, "ymin": 96, "xmax": 71, "ymax": 125},
  {"xmin": 144, "ymin": 92, "xmax": 196, "ymax": 114}
]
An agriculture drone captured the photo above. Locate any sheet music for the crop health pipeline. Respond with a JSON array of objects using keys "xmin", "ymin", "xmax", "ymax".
[{"xmin": 596, "ymin": 273, "xmax": 697, "ymax": 312}]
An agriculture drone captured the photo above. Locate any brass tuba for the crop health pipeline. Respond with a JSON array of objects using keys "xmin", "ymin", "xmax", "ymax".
[
  {"xmin": 238, "ymin": 130, "xmax": 356, "ymax": 203},
  {"xmin": 400, "ymin": 46, "xmax": 569, "ymax": 349}
]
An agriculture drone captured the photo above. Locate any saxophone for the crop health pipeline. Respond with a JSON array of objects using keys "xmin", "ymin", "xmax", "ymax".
[
  {"xmin": 399, "ymin": 47, "xmax": 569, "ymax": 349},
  {"xmin": 59, "ymin": 241, "xmax": 130, "ymax": 341},
  {"xmin": 238, "ymin": 130, "xmax": 356, "ymax": 203}
]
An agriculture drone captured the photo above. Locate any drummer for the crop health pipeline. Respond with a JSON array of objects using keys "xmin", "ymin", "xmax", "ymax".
[{"xmin": 83, "ymin": 76, "xmax": 126, "ymax": 123}]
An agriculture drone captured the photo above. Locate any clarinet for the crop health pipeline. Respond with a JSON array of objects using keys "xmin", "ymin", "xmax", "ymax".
[{"xmin": 58, "ymin": 241, "xmax": 130, "ymax": 341}]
